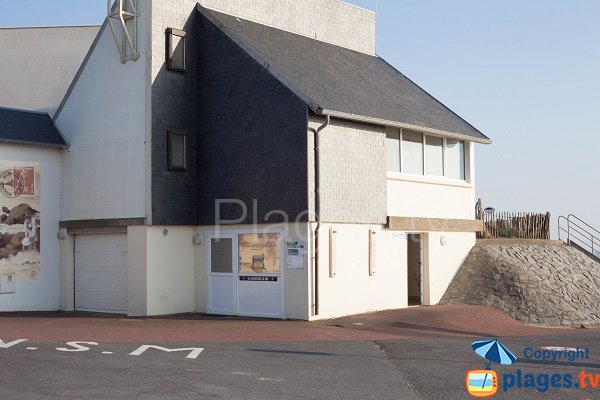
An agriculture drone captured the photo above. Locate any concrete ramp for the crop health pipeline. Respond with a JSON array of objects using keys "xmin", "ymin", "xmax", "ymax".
[{"xmin": 440, "ymin": 239, "xmax": 600, "ymax": 327}]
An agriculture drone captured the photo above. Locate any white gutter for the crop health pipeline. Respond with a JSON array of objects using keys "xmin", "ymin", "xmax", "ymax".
[{"xmin": 319, "ymin": 109, "xmax": 492, "ymax": 144}]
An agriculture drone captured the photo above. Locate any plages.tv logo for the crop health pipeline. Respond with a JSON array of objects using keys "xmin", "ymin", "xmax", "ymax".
[{"xmin": 466, "ymin": 339, "xmax": 517, "ymax": 398}]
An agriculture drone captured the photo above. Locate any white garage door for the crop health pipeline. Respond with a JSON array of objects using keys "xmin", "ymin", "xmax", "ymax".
[{"xmin": 75, "ymin": 234, "xmax": 128, "ymax": 313}]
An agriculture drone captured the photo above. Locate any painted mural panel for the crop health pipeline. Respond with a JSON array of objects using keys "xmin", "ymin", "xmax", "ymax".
[{"xmin": 0, "ymin": 161, "xmax": 41, "ymax": 280}]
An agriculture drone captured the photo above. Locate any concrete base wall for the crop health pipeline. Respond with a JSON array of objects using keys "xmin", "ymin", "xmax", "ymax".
[
  {"xmin": 128, "ymin": 226, "xmax": 196, "ymax": 316},
  {"xmin": 423, "ymin": 232, "xmax": 476, "ymax": 305},
  {"xmin": 57, "ymin": 222, "xmax": 475, "ymax": 320}
]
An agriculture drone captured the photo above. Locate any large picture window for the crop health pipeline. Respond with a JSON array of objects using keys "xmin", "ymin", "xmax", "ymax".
[
  {"xmin": 385, "ymin": 129, "xmax": 467, "ymax": 181},
  {"xmin": 425, "ymin": 135, "xmax": 444, "ymax": 177},
  {"xmin": 446, "ymin": 139, "xmax": 466, "ymax": 180},
  {"xmin": 385, "ymin": 128, "xmax": 401, "ymax": 173},
  {"xmin": 402, "ymin": 130, "xmax": 424, "ymax": 175}
]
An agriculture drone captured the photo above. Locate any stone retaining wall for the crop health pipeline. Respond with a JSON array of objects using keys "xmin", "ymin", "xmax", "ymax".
[{"xmin": 440, "ymin": 240, "xmax": 600, "ymax": 327}]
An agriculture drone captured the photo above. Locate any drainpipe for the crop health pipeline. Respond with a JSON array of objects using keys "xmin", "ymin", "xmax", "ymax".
[{"xmin": 309, "ymin": 114, "xmax": 330, "ymax": 317}]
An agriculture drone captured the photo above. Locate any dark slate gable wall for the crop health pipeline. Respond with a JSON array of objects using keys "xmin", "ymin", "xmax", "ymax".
[
  {"xmin": 195, "ymin": 13, "xmax": 309, "ymax": 225},
  {"xmin": 151, "ymin": 10, "xmax": 200, "ymax": 225},
  {"xmin": 151, "ymin": 11, "xmax": 309, "ymax": 226}
]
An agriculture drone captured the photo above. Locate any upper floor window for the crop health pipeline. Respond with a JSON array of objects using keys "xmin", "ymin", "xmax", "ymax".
[
  {"xmin": 167, "ymin": 128, "xmax": 187, "ymax": 171},
  {"xmin": 385, "ymin": 128, "xmax": 467, "ymax": 181},
  {"xmin": 402, "ymin": 130, "xmax": 424, "ymax": 175},
  {"xmin": 425, "ymin": 136, "xmax": 444, "ymax": 177},
  {"xmin": 385, "ymin": 128, "xmax": 401, "ymax": 173},
  {"xmin": 166, "ymin": 28, "xmax": 186, "ymax": 72},
  {"xmin": 446, "ymin": 139, "xmax": 465, "ymax": 180}
]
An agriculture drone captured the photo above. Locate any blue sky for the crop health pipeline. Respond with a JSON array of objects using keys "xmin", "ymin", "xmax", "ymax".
[{"xmin": 1, "ymin": 1, "xmax": 599, "ymax": 233}]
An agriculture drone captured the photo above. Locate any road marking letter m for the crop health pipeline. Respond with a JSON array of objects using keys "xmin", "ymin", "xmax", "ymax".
[{"xmin": 129, "ymin": 345, "xmax": 204, "ymax": 359}]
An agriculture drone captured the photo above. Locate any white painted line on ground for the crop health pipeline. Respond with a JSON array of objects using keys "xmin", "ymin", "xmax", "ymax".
[
  {"xmin": 102, "ymin": 351, "xmax": 114, "ymax": 354},
  {"xmin": 26, "ymin": 347, "xmax": 37, "ymax": 350}
]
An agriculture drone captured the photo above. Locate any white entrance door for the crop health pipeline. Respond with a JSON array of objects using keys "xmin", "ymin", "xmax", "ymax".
[
  {"xmin": 75, "ymin": 233, "xmax": 128, "ymax": 313},
  {"xmin": 207, "ymin": 235, "xmax": 236, "ymax": 315},
  {"xmin": 207, "ymin": 232, "xmax": 283, "ymax": 318}
]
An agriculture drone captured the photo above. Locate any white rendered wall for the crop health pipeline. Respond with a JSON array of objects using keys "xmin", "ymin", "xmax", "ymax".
[
  {"xmin": 0, "ymin": 144, "xmax": 61, "ymax": 311},
  {"xmin": 387, "ymin": 178, "xmax": 475, "ymax": 219},
  {"xmin": 387, "ymin": 143, "xmax": 477, "ymax": 220},
  {"xmin": 0, "ymin": 26, "xmax": 99, "ymax": 115},
  {"xmin": 55, "ymin": 3, "xmax": 151, "ymax": 222},
  {"xmin": 127, "ymin": 226, "xmax": 196, "ymax": 316},
  {"xmin": 311, "ymin": 223, "xmax": 407, "ymax": 320},
  {"xmin": 146, "ymin": 226, "xmax": 195, "ymax": 315},
  {"xmin": 127, "ymin": 226, "xmax": 148, "ymax": 316},
  {"xmin": 423, "ymin": 231, "xmax": 476, "ymax": 305}
]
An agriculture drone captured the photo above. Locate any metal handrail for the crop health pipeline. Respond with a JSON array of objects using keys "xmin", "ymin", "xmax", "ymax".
[
  {"xmin": 568, "ymin": 214, "xmax": 600, "ymax": 237},
  {"xmin": 558, "ymin": 215, "xmax": 599, "ymax": 257}
]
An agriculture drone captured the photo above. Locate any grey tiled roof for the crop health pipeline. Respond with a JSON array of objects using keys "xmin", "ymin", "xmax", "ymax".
[
  {"xmin": 0, "ymin": 107, "xmax": 68, "ymax": 148},
  {"xmin": 198, "ymin": 6, "xmax": 490, "ymax": 143}
]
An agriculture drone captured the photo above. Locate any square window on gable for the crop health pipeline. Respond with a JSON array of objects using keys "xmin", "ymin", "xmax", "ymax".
[
  {"xmin": 166, "ymin": 28, "xmax": 186, "ymax": 72},
  {"xmin": 167, "ymin": 129, "xmax": 187, "ymax": 171}
]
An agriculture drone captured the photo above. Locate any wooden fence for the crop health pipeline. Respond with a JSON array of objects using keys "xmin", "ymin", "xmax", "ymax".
[{"xmin": 476, "ymin": 200, "xmax": 550, "ymax": 239}]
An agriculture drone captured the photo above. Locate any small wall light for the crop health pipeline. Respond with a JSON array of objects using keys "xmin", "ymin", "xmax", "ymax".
[
  {"xmin": 193, "ymin": 233, "xmax": 204, "ymax": 246},
  {"xmin": 58, "ymin": 228, "xmax": 68, "ymax": 240},
  {"xmin": 440, "ymin": 235, "xmax": 448, "ymax": 246}
]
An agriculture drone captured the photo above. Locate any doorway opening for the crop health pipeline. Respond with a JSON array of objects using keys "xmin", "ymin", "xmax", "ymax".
[
  {"xmin": 407, "ymin": 233, "xmax": 423, "ymax": 306},
  {"xmin": 207, "ymin": 232, "xmax": 283, "ymax": 318}
]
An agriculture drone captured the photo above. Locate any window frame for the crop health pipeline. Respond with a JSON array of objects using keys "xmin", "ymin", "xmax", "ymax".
[
  {"xmin": 385, "ymin": 128, "xmax": 469, "ymax": 182},
  {"xmin": 401, "ymin": 129, "xmax": 424, "ymax": 175},
  {"xmin": 166, "ymin": 27, "xmax": 187, "ymax": 72},
  {"xmin": 167, "ymin": 128, "xmax": 188, "ymax": 171},
  {"xmin": 424, "ymin": 134, "xmax": 445, "ymax": 177}
]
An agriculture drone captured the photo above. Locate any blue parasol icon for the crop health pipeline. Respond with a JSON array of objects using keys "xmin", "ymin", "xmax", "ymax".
[{"xmin": 472, "ymin": 339, "xmax": 517, "ymax": 369}]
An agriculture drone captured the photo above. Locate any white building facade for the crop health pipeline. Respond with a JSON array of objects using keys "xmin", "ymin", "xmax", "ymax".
[{"xmin": 1, "ymin": 0, "xmax": 488, "ymax": 320}]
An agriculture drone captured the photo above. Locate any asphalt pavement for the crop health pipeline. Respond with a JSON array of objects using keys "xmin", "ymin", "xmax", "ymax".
[
  {"xmin": 2, "ymin": 306, "xmax": 600, "ymax": 399},
  {"xmin": 1, "ymin": 340, "xmax": 417, "ymax": 399}
]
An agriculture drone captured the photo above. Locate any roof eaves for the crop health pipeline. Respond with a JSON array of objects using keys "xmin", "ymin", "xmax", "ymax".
[
  {"xmin": 0, "ymin": 137, "xmax": 69, "ymax": 149},
  {"xmin": 0, "ymin": 108, "xmax": 70, "ymax": 148},
  {"xmin": 0, "ymin": 106, "xmax": 48, "ymax": 115},
  {"xmin": 376, "ymin": 55, "xmax": 491, "ymax": 143},
  {"xmin": 319, "ymin": 108, "xmax": 492, "ymax": 144},
  {"xmin": 196, "ymin": 4, "xmax": 322, "ymax": 114},
  {"xmin": 0, "ymin": 25, "xmax": 101, "ymax": 30}
]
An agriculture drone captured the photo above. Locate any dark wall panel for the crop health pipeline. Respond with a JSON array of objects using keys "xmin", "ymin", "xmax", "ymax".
[{"xmin": 151, "ymin": 10, "xmax": 308, "ymax": 226}]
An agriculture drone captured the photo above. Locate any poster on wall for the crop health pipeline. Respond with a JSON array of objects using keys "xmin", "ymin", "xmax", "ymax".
[
  {"xmin": 0, "ymin": 161, "xmax": 41, "ymax": 280},
  {"xmin": 286, "ymin": 241, "xmax": 305, "ymax": 269},
  {"xmin": 238, "ymin": 233, "xmax": 281, "ymax": 274}
]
